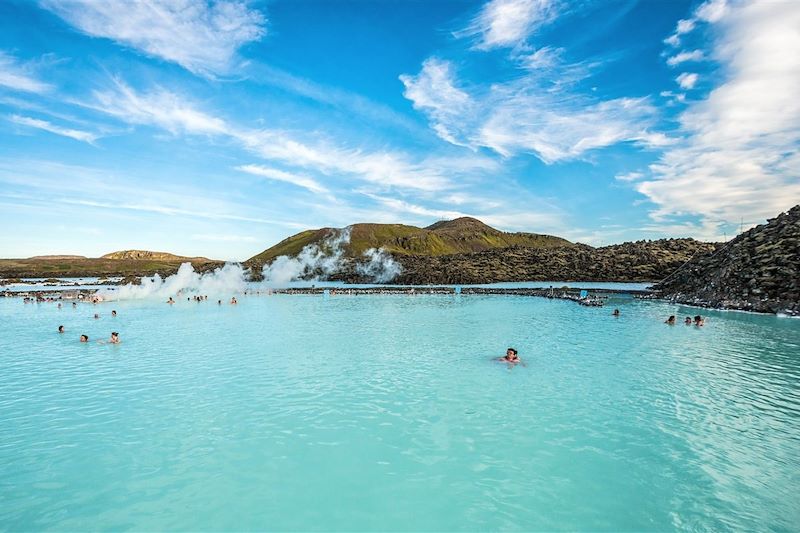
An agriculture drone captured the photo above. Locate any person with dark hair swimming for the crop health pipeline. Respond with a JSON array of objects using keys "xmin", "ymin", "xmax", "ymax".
[
  {"xmin": 58, "ymin": 325, "xmax": 64, "ymax": 333},
  {"xmin": 612, "ymin": 309, "xmax": 620, "ymax": 316},
  {"xmin": 684, "ymin": 316, "xmax": 692, "ymax": 325},
  {"xmin": 80, "ymin": 335, "xmax": 89, "ymax": 342},
  {"xmin": 665, "ymin": 315, "xmax": 676, "ymax": 325},
  {"xmin": 109, "ymin": 332, "xmax": 120, "ymax": 344},
  {"xmin": 112, "ymin": 310, "xmax": 117, "ymax": 317},
  {"xmin": 497, "ymin": 348, "xmax": 524, "ymax": 366},
  {"xmin": 694, "ymin": 315, "xmax": 705, "ymax": 326}
]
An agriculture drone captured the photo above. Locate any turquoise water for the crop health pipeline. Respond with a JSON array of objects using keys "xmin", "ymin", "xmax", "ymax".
[{"xmin": 1, "ymin": 294, "xmax": 798, "ymax": 531}]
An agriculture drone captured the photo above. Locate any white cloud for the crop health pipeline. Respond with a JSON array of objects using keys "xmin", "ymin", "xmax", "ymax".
[
  {"xmin": 457, "ymin": 0, "xmax": 558, "ymax": 50},
  {"xmin": 87, "ymin": 80, "xmax": 475, "ymax": 192},
  {"xmin": 664, "ymin": 0, "xmax": 728, "ymax": 47},
  {"xmin": 9, "ymin": 114, "xmax": 99, "ymax": 144},
  {"xmin": 399, "ymin": 58, "xmax": 474, "ymax": 147},
  {"xmin": 0, "ymin": 51, "xmax": 51, "ymax": 93},
  {"xmin": 614, "ymin": 171, "xmax": 644, "ymax": 182},
  {"xmin": 42, "ymin": 0, "xmax": 266, "ymax": 75},
  {"xmin": 401, "ymin": 59, "xmax": 664, "ymax": 163},
  {"xmin": 639, "ymin": 0, "xmax": 800, "ymax": 228},
  {"xmin": 676, "ymin": 72, "xmax": 699, "ymax": 89},
  {"xmin": 90, "ymin": 79, "xmax": 228, "ymax": 134},
  {"xmin": 236, "ymin": 164, "xmax": 329, "ymax": 194},
  {"xmin": 666, "ymin": 49, "xmax": 705, "ymax": 67}
]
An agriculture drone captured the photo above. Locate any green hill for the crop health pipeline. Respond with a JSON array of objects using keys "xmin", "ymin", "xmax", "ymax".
[{"xmin": 246, "ymin": 217, "xmax": 574, "ymax": 265}]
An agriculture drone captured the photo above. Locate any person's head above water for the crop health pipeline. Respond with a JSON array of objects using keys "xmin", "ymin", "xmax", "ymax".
[
  {"xmin": 80, "ymin": 334, "xmax": 88, "ymax": 342},
  {"xmin": 58, "ymin": 325, "xmax": 64, "ymax": 333},
  {"xmin": 504, "ymin": 348, "xmax": 519, "ymax": 361},
  {"xmin": 665, "ymin": 315, "xmax": 676, "ymax": 324},
  {"xmin": 613, "ymin": 309, "xmax": 620, "ymax": 316},
  {"xmin": 685, "ymin": 316, "xmax": 692, "ymax": 324},
  {"xmin": 110, "ymin": 332, "xmax": 120, "ymax": 343},
  {"xmin": 112, "ymin": 310, "xmax": 117, "ymax": 317}
]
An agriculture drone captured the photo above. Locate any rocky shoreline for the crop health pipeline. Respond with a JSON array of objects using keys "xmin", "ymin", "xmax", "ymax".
[{"xmin": 653, "ymin": 205, "xmax": 800, "ymax": 316}]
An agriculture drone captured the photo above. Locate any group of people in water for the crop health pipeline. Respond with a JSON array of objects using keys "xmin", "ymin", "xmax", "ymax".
[
  {"xmin": 166, "ymin": 296, "xmax": 238, "ymax": 305},
  {"xmin": 665, "ymin": 314, "xmax": 705, "ymax": 326},
  {"xmin": 56, "ymin": 305, "xmax": 120, "ymax": 344}
]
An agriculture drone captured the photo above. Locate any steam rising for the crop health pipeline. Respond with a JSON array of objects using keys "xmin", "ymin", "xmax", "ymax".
[
  {"xmin": 97, "ymin": 227, "xmax": 403, "ymax": 300},
  {"xmin": 261, "ymin": 228, "xmax": 351, "ymax": 285},
  {"xmin": 97, "ymin": 262, "xmax": 247, "ymax": 300},
  {"xmin": 357, "ymin": 248, "xmax": 403, "ymax": 283}
]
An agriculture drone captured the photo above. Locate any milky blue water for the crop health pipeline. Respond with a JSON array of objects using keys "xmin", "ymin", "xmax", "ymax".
[{"xmin": 1, "ymin": 294, "xmax": 798, "ymax": 531}]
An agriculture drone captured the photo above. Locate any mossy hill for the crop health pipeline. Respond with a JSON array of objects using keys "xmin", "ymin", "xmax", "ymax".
[
  {"xmin": 654, "ymin": 204, "xmax": 800, "ymax": 314},
  {"xmin": 0, "ymin": 250, "xmax": 221, "ymax": 279},
  {"xmin": 246, "ymin": 217, "xmax": 573, "ymax": 266}
]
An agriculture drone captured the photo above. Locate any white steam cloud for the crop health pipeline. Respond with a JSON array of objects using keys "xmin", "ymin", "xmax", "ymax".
[
  {"xmin": 357, "ymin": 248, "xmax": 403, "ymax": 283},
  {"xmin": 261, "ymin": 228, "xmax": 352, "ymax": 285},
  {"xmin": 97, "ymin": 262, "xmax": 247, "ymax": 300},
  {"xmin": 96, "ymin": 228, "xmax": 404, "ymax": 299}
]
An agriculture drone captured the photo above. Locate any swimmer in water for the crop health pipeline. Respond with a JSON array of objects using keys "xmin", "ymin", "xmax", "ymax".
[
  {"xmin": 497, "ymin": 348, "xmax": 524, "ymax": 366},
  {"xmin": 57, "ymin": 303, "xmax": 62, "ymax": 309},
  {"xmin": 230, "ymin": 297, "xmax": 237, "ymax": 305},
  {"xmin": 612, "ymin": 309, "xmax": 620, "ymax": 316},
  {"xmin": 665, "ymin": 315, "xmax": 676, "ymax": 325},
  {"xmin": 684, "ymin": 316, "xmax": 692, "ymax": 325},
  {"xmin": 109, "ymin": 332, "xmax": 120, "ymax": 344},
  {"xmin": 80, "ymin": 334, "xmax": 89, "ymax": 343},
  {"xmin": 94, "ymin": 313, "xmax": 99, "ymax": 319},
  {"xmin": 58, "ymin": 325, "xmax": 64, "ymax": 333},
  {"xmin": 694, "ymin": 315, "xmax": 705, "ymax": 326},
  {"xmin": 72, "ymin": 302, "xmax": 77, "ymax": 308},
  {"xmin": 167, "ymin": 297, "xmax": 175, "ymax": 305},
  {"xmin": 112, "ymin": 310, "xmax": 117, "ymax": 317}
]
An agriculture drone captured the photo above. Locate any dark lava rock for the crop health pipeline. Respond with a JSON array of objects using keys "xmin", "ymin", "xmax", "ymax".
[{"xmin": 653, "ymin": 205, "xmax": 800, "ymax": 315}]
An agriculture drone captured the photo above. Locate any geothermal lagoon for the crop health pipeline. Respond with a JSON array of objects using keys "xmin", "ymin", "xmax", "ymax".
[{"xmin": 1, "ymin": 268, "xmax": 799, "ymax": 531}]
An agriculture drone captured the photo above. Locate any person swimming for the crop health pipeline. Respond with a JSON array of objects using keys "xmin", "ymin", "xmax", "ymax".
[
  {"xmin": 112, "ymin": 310, "xmax": 117, "ymax": 317},
  {"xmin": 230, "ymin": 297, "xmax": 238, "ymax": 305},
  {"xmin": 72, "ymin": 302, "xmax": 77, "ymax": 308},
  {"xmin": 167, "ymin": 297, "xmax": 174, "ymax": 305},
  {"xmin": 93, "ymin": 313, "xmax": 99, "ymax": 319},
  {"xmin": 58, "ymin": 325, "xmax": 64, "ymax": 333},
  {"xmin": 497, "ymin": 348, "xmax": 523, "ymax": 365},
  {"xmin": 665, "ymin": 315, "xmax": 676, "ymax": 325},
  {"xmin": 612, "ymin": 309, "xmax": 620, "ymax": 316},
  {"xmin": 694, "ymin": 315, "xmax": 705, "ymax": 326},
  {"xmin": 109, "ymin": 332, "xmax": 120, "ymax": 344},
  {"xmin": 80, "ymin": 334, "xmax": 89, "ymax": 342},
  {"xmin": 684, "ymin": 316, "xmax": 692, "ymax": 325}
]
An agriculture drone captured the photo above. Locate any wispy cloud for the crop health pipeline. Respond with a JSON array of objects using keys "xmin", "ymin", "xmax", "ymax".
[
  {"xmin": 0, "ymin": 51, "xmax": 51, "ymax": 93},
  {"xmin": 456, "ymin": 0, "xmax": 559, "ymax": 50},
  {"xmin": 666, "ymin": 49, "xmax": 705, "ymax": 67},
  {"xmin": 9, "ymin": 114, "xmax": 99, "ymax": 143},
  {"xmin": 664, "ymin": 0, "xmax": 728, "ymax": 47},
  {"xmin": 614, "ymin": 171, "xmax": 644, "ymax": 182},
  {"xmin": 236, "ymin": 164, "xmax": 329, "ymax": 194},
  {"xmin": 676, "ymin": 72, "xmax": 698, "ymax": 89},
  {"xmin": 42, "ymin": 0, "xmax": 266, "ymax": 76},
  {"xmin": 401, "ymin": 58, "xmax": 666, "ymax": 163},
  {"xmin": 639, "ymin": 0, "xmax": 800, "ymax": 228},
  {"xmin": 87, "ymin": 79, "xmax": 473, "ymax": 192}
]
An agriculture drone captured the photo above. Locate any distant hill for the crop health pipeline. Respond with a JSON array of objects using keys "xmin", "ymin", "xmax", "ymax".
[
  {"xmin": 246, "ymin": 217, "xmax": 574, "ymax": 265},
  {"xmin": 101, "ymin": 250, "xmax": 210, "ymax": 261},
  {"xmin": 0, "ymin": 250, "xmax": 221, "ymax": 279},
  {"xmin": 654, "ymin": 205, "xmax": 800, "ymax": 314}
]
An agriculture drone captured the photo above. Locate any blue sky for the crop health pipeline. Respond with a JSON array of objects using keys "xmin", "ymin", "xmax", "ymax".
[{"xmin": 1, "ymin": 0, "xmax": 798, "ymax": 260}]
